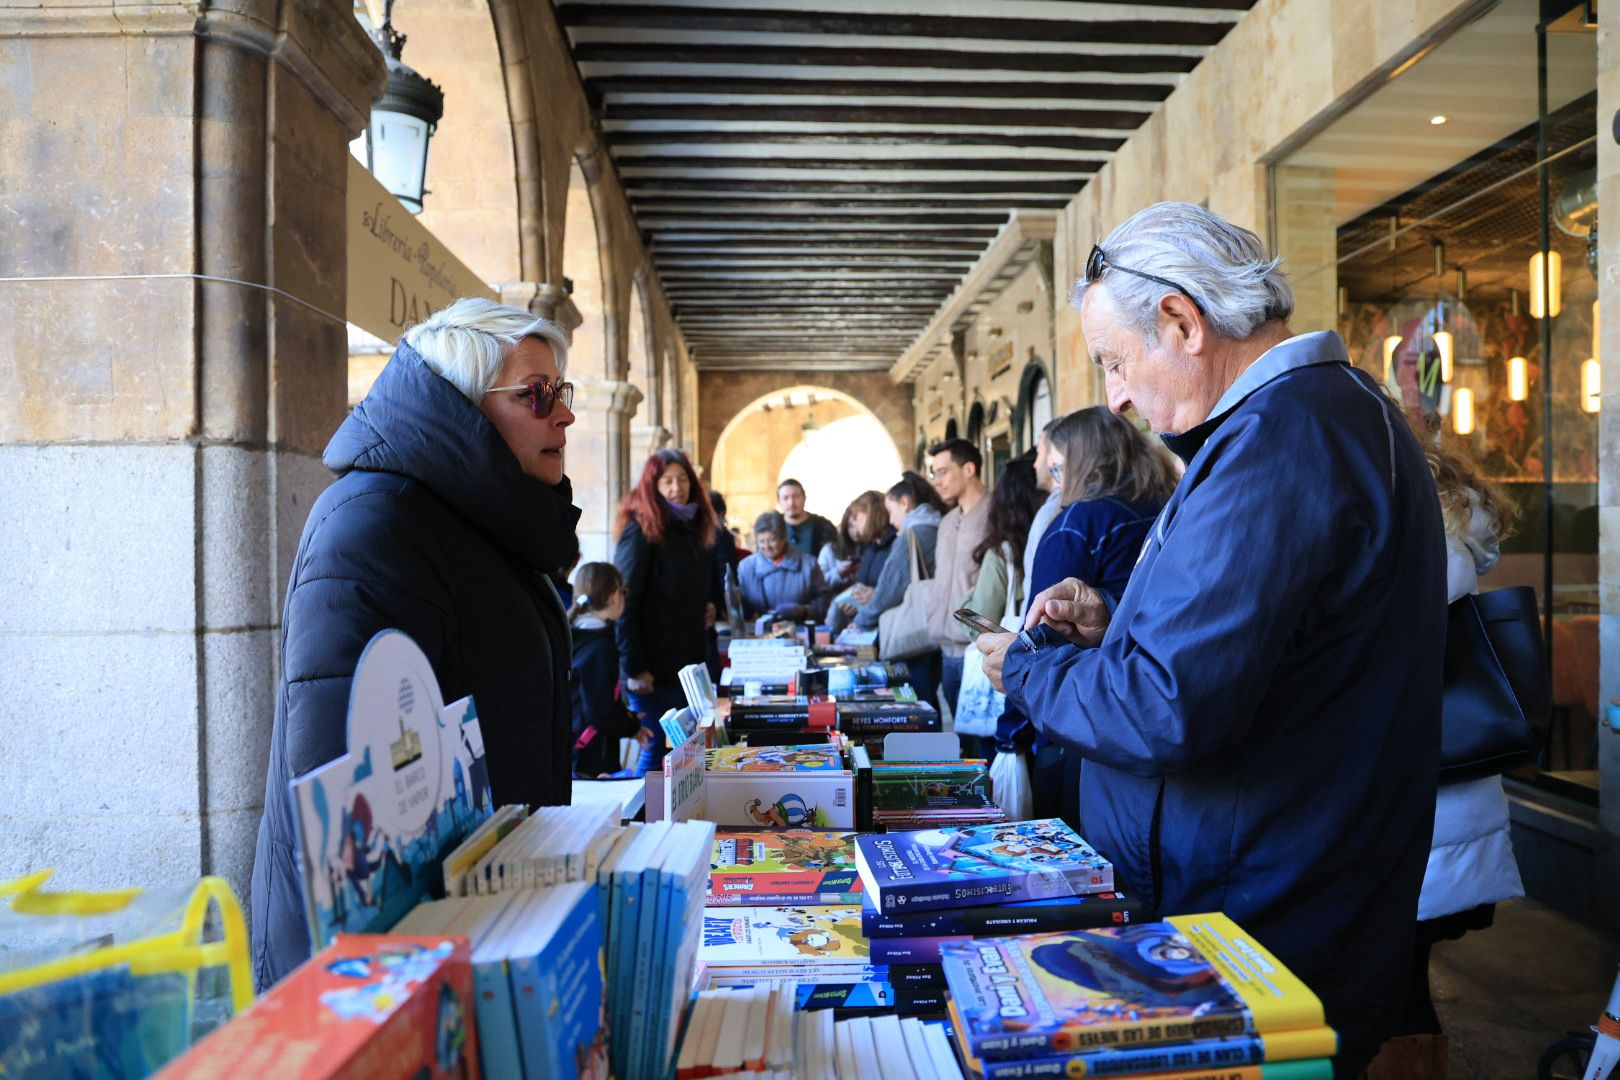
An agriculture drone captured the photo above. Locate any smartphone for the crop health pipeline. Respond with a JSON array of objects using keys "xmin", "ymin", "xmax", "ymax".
[{"xmin": 953, "ymin": 607, "xmax": 1004, "ymax": 636}]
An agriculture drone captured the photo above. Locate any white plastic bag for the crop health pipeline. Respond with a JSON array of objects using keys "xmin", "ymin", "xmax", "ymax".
[
  {"xmin": 989, "ymin": 749, "xmax": 1034, "ymax": 820},
  {"xmin": 954, "ymin": 545, "xmax": 1022, "ymax": 738}
]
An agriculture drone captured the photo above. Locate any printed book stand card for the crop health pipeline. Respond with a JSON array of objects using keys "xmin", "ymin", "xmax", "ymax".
[{"xmin": 289, "ymin": 629, "xmax": 494, "ymax": 950}]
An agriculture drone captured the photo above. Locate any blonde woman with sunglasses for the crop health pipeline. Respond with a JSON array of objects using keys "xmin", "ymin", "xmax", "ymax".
[{"xmin": 251, "ymin": 298, "xmax": 581, "ymax": 990}]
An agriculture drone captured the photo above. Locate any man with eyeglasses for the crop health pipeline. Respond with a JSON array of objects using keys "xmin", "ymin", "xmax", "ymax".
[
  {"xmin": 975, "ymin": 202, "xmax": 1446, "ymax": 1077},
  {"xmin": 923, "ymin": 437, "xmax": 989, "ymax": 722}
]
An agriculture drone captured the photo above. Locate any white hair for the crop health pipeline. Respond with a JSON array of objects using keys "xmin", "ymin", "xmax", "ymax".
[
  {"xmin": 1071, "ymin": 201, "xmax": 1293, "ymax": 342},
  {"xmin": 402, "ymin": 297, "xmax": 570, "ymax": 403}
]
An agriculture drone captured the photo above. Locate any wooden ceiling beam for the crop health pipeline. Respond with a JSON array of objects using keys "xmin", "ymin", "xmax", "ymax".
[
  {"xmin": 555, "ymin": 7, "xmax": 1234, "ymax": 47},
  {"xmin": 619, "ymin": 156, "xmax": 1103, "ymax": 173},
  {"xmin": 609, "ymin": 130, "xmax": 1125, "ymax": 151},
  {"xmin": 573, "ymin": 41, "xmax": 1201, "ymax": 74},
  {"xmin": 605, "ymin": 103, "xmax": 1147, "ymax": 128},
  {"xmin": 590, "ymin": 76, "xmax": 1171, "ymax": 103}
]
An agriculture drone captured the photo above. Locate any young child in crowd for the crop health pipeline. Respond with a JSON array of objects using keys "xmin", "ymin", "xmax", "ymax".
[{"xmin": 569, "ymin": 562, "xmax": 639, "ymax": 777}]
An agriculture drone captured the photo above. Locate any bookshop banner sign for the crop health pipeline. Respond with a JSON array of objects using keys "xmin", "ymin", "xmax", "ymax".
[{"xmin": 347, "ymin": 156, "xmax": 496, "ymax": 342}]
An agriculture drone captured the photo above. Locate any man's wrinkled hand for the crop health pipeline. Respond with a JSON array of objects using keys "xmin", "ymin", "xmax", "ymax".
[
  {"xmin": 1023, "ymin": 577, "xmax": 1111, "ymax": 647},
  {"xmin": 975, "ymin": 630, "xmax": 1018, "ymax": 693}
]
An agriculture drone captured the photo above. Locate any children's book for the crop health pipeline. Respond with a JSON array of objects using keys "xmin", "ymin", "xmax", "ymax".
[
  {"xmin": 156, "ymin": 934, "xmax": 477, "ymax": 1080},
  {"xmin": 706, "ymin": 744, "xmax": 845, "ymax": 772},
  {"xmin": 862, "ymin": 891, "xmax": 1139, "ymax": 939},
  {"xmin": 506, "ymin": 884, "xmax": 610, "ymax": 1080},
  {"xmin": 940, "ymin": 913, "xmax": 1329, "ymax": 1062},
  {"xmin": 701, "ymin": 773, "xmax": 856, "ymax": 829},
  {"xmin": 965, "ymin": 1026, "xmax": 1338, "ymax": 1079},
  {"xmin": 0, "ymin": 966, "xmax": 191, "ymax": 1080},
  {"xmin": 854, "ymin": 819, "xmax": 1114, "ymax": 914},
  {"xmin": 707, "ymin": 830, "xmax": 864, "ymax": 906},
  {"xmin": 699, "ymin": 905, "xmax": 870, "ymax": 966},
  {"xmin": 288, "ymin": 630, "xmax": 494, "ymax": 949}
]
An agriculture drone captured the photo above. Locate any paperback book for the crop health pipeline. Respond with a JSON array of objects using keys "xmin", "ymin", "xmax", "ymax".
[
  {"xmin": 861, "ymin": 891, "xmax": 1139, "ymax": 939},
  {"xmin": 699, "ymin": 905, "xmax": 870, "ymax": 967},
  {"xmin": 705, "ymin": 744, "xmax": 845, "ymax": 772},
  {"xmin": 940, "ymin": 913, "xmax": 1329, "ymax": 1062},
  {"xmin": 854, "ymin": 819, "xmax": 1114, "ymax": 914},
  {"xmin": 707, "ymin": 830, "xmax": 864, "ymax": 906}
]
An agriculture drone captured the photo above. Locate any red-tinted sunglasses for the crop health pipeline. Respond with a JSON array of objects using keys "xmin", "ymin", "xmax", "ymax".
[{"xmin": 485, "ymin": 378, "xmax": 575, "ymax": 417}]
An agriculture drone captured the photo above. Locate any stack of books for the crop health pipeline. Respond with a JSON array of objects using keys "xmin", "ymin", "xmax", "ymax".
[
  {"xmin": 675, "ymin": 987, "xmax": 964, "ymax": 1079},
  {"xmin": 700, "ymin": 744, "xmax": 856, "ymax": 829},
  {"xmin": 855, "ymin": 754, "xmax": 1005, "ymax": 829},
  {"xmin": 724, "ymin": 639, "xmax": 810, "ymax": 693},
  {"xmin": 836, "ymin": 699, "xmax": 942, "ymax": 737},
  {"xmin": 941, "ymin": 913, "xmax": 1337, "ymax": 1079},
  {"xmin": 392, "ymin": 884, "xmax": 606, "ymax": 1079},
  {"xmin": 850, "ymin": 819, "xmax": 1125, "ymax": 971},
  {"xmin": 428, "ymin": 810, "xmax": 716, "ymax": 1079}
]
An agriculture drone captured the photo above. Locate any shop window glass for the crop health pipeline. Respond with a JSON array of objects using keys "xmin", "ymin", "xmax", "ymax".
[{"xmin": 1271, "ymin": 0, "xmax": 1599, "ymax": 801}]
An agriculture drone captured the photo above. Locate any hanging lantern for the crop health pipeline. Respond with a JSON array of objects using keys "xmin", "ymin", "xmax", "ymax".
[
  {"xmin": 1382, "ymin": 335, "xmax": 1403, "ymax": 385},
  {"xmin": 1582, "ymin": 358, "xmax": 1602, "ymax": 413},
  {"xmin": 353, "ymin": 0, "xmax": 445, "ymax": 215},
  {"xmin": 1507, "ymin": 356, "xmax": 1528, "ymax": 402},
  {"xmin": 1528, "ymin": 250, "xmax": 1562, "ymax": 319},
  {"xmin": 1433, "ymin": 330, "xmax": 1454, "ymax": 382},
  {"xmin": 1453, "ymin": 387, "xmax": 1475, "ymax": 434}
]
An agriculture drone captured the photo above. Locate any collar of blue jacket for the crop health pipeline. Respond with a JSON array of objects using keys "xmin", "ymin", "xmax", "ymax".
[
  {"xmin": 325, "ymin": 339, "xmax": 583, "ymax": 573},
  {"xmin": 1161, "ymin": 330, "xmax": 1350, "ymax": 464}
]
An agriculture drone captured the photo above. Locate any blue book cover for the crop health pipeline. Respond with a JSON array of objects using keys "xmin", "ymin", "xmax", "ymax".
[
  {"xmin": 869, "ymin": 934, "xmax": 968, "ymax": 965},
  {"xmin": 289, "ymin": 631, "xmax": 495, "ymax": 950},
  {"xmin": 627, "ymin": 845, "xmax": 676, "ymax": 1080},
  {"xmin": 648, "ymin": 823, "xmax": 714, "ymax": 1076},
  {"xmin": 608, "ymin": 824, "xmax": 666, "ymax": 1077},
  {"xmin": 548, "ymin": 884, "xmax": 611, "ymax": 1079},
  {"xmin": 861, "ymin": 891, "xmax": 1139, "ymax": 938},
  {"xmin": 854, "ymin": 819, "xmax": 1114, "ymax": 914},
  {"xmin": 0, "ymin": 966, "xmax": 190, "ymax": 1080},
  {"xmin": 507, "ymin": 892, "xmax": 563, "ymax": 1080},
  {"xmin": 470, "ymin": 957, "xmax": 521, "ymax": 1080}
]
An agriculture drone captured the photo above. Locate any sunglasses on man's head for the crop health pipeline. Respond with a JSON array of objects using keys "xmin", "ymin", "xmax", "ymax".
[
  {"xmin": 485, "ymin": 378, "xmax": 575, "ymax": 417},
  {"xmin": 1085, "ymin": 244, "xmax": 1205, "ymax": 316}
]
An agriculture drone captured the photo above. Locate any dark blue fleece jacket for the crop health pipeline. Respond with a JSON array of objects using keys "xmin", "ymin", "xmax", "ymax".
[{"xmin": 1003, "ymin": 332, "xmax": 1446, "ymax": 1074}]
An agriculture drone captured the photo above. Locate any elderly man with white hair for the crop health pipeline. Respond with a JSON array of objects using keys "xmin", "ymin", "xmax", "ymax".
[
  {"xmin": 978, "ymin": 202, "xmax": 1446, "ymax": 1075},
  {"xmin": 251, "ymin": 298, "xmax": 580, "ymax": 989}
]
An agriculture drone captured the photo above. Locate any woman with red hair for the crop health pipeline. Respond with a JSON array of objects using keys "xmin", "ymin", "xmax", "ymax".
[{"xmin": 613, "ymin": 448, "xmax": 721, "ymax": 768}]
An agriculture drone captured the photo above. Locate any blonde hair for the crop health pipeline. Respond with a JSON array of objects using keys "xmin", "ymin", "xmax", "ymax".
[
  {"xmin": 1412, "ymin": 414, "xmax": 1518, "ymax": 543},
  {"xmin": 403, "ymin": 297, "xmax": 570, "ymax": 403}
]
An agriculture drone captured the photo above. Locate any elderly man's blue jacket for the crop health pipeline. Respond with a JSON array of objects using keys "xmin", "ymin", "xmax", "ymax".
[{"xmin": 1003, "ymin": 332, "xmax": 1446, "ymax": 1072}]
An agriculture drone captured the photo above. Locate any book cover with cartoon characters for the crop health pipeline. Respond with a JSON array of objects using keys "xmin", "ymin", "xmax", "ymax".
[
  {"xmin": 705, "ymin": 745, "xmax": 845, "ymax": 773},
  {"xmin": 707, "ymin": 830, "xmax": 864, "ymax": 906},
  {"xmin": 699, "ymin": 905, "xmax": 870, "ymax": 966},
  {"xmin": 289, "ymin": 631, "xmax": 495, "ymax": 951},
  {"xmin": 853, "ymin": 819, "xmax": 1114, "ymax": 914},
  {"xmin": 940, "ymin": 913, "xmax": 1329, "ymax": 1062},
  {"xmin": 157, "ymin": 934, "xmax": 478, "ymax": 1079},
  {"xmin": 699, "ymin": 774, "xmax": 855, "ymax": 830}
]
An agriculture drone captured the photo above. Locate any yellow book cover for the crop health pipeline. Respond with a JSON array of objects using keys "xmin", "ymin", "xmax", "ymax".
[{"xmin": 1166, "ymin": 914, "xmax": 1326, "ymax": 1033}]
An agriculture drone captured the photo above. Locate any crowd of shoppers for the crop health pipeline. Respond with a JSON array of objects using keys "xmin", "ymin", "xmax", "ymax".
[{"xmin": 252, "ymin": 203, "xmax": 1524, "ymax": 1079}]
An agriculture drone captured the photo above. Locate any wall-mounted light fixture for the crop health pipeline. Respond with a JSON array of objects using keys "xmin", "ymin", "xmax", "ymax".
[
  {"xmin": 1582, "ymin": 358, "xmax": 1602, "ymax": 413},
  {"xmin": 1529, "ymin": 250, "xmax": 1562, "ymax": 318},
  {"xmin": 354, "ymin": 0, "xmax": 445, "ymax": 214},
  {"xmin": 1453, "ymin": 387, "xmax": 1475, "ymax": 434}
]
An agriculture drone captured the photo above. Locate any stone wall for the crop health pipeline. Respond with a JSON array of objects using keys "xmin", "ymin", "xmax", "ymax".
[{"xmin": 0, "ymin": 0, "xmax": 382, "ymax": 896}]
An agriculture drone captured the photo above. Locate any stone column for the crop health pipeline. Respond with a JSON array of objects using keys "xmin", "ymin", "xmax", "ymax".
[
  {"xmin": 570, "ymin": 379, "xmax": 643, "ymax": 564},
  {"xmin": 631, "ymin": 422, "xmax": 675, "ymax": 463},
  {"xmin": 0, "ymin": 0, "xmax": 381, "ymax": 901}
]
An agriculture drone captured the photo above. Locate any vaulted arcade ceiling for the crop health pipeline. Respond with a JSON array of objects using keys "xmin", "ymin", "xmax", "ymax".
[{"xmin": 555, "ymin": 1, "xmax": 1258, "ymax": 372}]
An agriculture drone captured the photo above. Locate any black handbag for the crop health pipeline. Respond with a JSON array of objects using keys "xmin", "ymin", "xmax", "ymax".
[{"xmin": 1439, "ymin": 585, "xmax": 1550, "ymax": 784}]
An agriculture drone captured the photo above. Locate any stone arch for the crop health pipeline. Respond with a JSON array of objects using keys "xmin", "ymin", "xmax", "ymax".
[
  {"xmin": 563, "ymin": 156, "xmax": 608, "ymax": 380},
  {"xmin": 711, "ymin": 386, "xmax": 905, "ymax": 535},
  {"xmin": 628, "ymin": 275, "xmax": 655, "ymax": 420}
]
